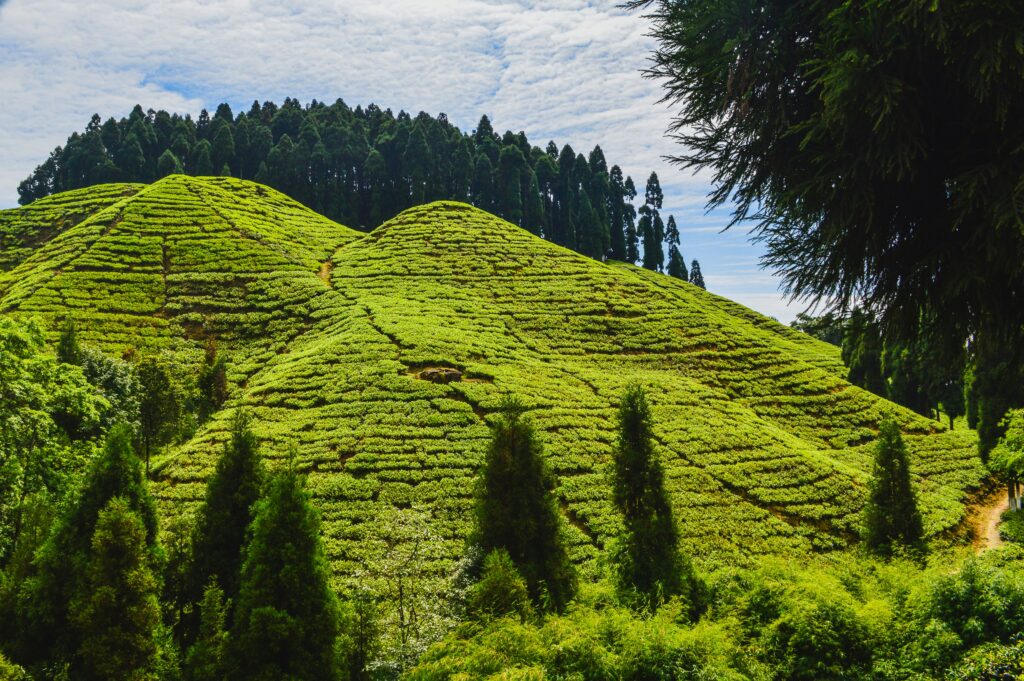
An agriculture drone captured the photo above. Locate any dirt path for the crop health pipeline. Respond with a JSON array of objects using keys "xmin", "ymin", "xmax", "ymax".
[{"xmin": 971, "ymin": 487, "xmax": 1008, "ymax": 552}]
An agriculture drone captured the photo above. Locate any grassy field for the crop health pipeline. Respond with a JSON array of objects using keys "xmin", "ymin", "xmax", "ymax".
[{"xmin": 0, "ymin": 175, "xmax": 986, "ymax": 592}]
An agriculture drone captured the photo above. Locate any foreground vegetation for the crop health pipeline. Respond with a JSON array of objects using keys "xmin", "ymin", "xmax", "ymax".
[{"xmin": 1, "ymin": 318, "xmax": 1022, "ymax": 679}]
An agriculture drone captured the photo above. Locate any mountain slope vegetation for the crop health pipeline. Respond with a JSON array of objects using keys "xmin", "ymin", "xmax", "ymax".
[{"xmin": 0, "ymin": 176, "xmax": 985, "ymax": 590}]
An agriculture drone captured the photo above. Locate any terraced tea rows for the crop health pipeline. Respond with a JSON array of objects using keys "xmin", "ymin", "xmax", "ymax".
[{"xmin": 0, "ymin": 178, "xmax": 987, "ymax": 593}]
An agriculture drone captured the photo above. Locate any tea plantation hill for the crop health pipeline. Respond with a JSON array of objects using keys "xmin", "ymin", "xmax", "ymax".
[{"xmin": 0, "ymin": 175, "xmax": 985, "ymax": 590}]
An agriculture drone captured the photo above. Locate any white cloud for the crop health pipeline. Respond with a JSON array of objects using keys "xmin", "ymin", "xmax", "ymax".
[{"xmin": 0, "ymin": 0, "xmax": 798, "ymax": 320}]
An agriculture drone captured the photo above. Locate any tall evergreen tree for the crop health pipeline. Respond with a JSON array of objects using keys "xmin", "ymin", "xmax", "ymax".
[
  {"xmin": 863, "ymin": 420, "xmax": 924, "ymax": 557},
  {"xmin": 667, "ymin": 245, "xmax": 688, "ymax": 280},
  {"xmin": 137, "ymin": 358, "xmax": 180, "ymax": 476},
  {"xmin": 56, "ymin": 317, "xmax": 81, "ymax": 365},
  {"xmin": 611, "ymin": 385, "xmax": 695, "ymax": 612},
  {"xmin": 196, "ymin": 340, "xmax": 229, "ymax": 423},
  {"xmin": 182, "ymin": 412, "xmax": 263, "ymax": 643},
  {"xmin": 192, "ymin": 140, "xmax": 215, "ymax": 176},
  {"xmin": 184, "ymin": 580, "xmax": 229, "ymax": 681},
  {"xmin": 842, "ymin": 309, "xmax": 885, "ymax": 396},
  {"xmin": 157, "ymin": 149, "xmax": 184, "ymax": 177},
  {"xmin": 623, "ymin": 176, "xmax": 640, "ymax": 263},
  {"xmin": 227, "ymin": 467, "xmax": 340, "ymax": 681},
  {"xmin": 18, "ymin": 425, "xmax": 159, "ymax": 667},
  {"xmin": 70, "ymin": 497, "xmax": 161, "ymax": 681},
  {"xmin": 688, "ymin": 259, "xmax": 705, "ymax": 289},
  {"xmin": 474, "ymin": 397, "xmax": 576, "ymax": 612}
]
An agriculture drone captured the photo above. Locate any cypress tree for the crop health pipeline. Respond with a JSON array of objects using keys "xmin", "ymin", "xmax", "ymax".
[
  {"xmin": 19, "ymin": 425, "xmax": 159, "ymax": 667},
  {"xmin": 184, "ymin": 580, "xmax": 228, "ymax": 681},
  {"xmin": 624, "ymin": 176, "xmax": 640, "ymax": 263},
  {"xmin": 182, "ymin": 411, "xmax": 263, "ymax": 643},
  {"xmin": 227, "ymin": 468, "xmax": 339, "ymax": 681},
  {"xmin": 611, "ymin": 385, "xmax": 694, "ymax": 611},
  {"xmin": 863, "ymin": 420, "xmax": 925, "ymax": 557},
  {"xmin": 71, "ymin": 497, "xmax": 161, "ymax": 681},
  {"xmin": 56, "ymin": 317, "xmax": 81, "ymax": 365},
  {"xmin": 193, "ymin": 140, "xmax": 215, "ymax": 175},
  {"xmin": 474, "ymin": 397, "xmax": 576, "ymax": 612},
  {"xmin": 157, "ymin": 149, "xmax": 184, "ymax": 177},
  {"xmin": 196, "ymin": 339, "xmax": 229, "ymax": 422},
  {"xmin": 667, "ymin": 244, "xmax": 688, "ymax": 280},
  {"xmin": 689, "ymin": 259, "xmax": 705, "ymax": 289}
]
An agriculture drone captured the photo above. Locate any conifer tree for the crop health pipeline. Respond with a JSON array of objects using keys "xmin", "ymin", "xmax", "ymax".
[
  {"xmin": 137, "ymin": 357, "xmax": 180, "ymax": 476},
  {"xmin": 624, "ymin": 176, "xmax": 640, "ymax": 263},
  {"xmin": 56, "ymin": 317, "xmax": 81, "ymax": 365},
  {"xmin": 227, "ymin": 467, "xmax": 339, "ymax": 681},
  {"xmin": 182, "ymin": 411, "xmax": 263, "ymax": 643},
  {"xmin": 71, "ymin": 497, "xmax": 161, "ymax": 681},
  {"xmin": 196, "ymin": 339, "xmax": 229, "ymax": 422},
  {"xmin": 157, "ymin": 149, "xmax": 184, "ymax": 177},
  {"xmin": 611, "ymin": 385, "xmax": 694, "ymax": 611},
  {"xmin": 667, "ymin": 245, "xmax": 688, "ymax": 280},
  {"xmin": 863, "ymin": 420, "xmax": 925, "ymax": 557},
  {"xmin": 689, "ymin": 259, "xmax": 705, "ymax": 289},
  {"xmin": 184, "ymin": 580, "xmax": 228, "ymax": 681},
  {"xmin": 19, "ymin": 425, "xmax": 159, "ymax": 667},
  {"xmin": 474, "ymin": 397, "xmax": 576, "ymax": 612},
  {"xmin": 193, "ymin": 140, "xmax": 214, "ymax": 175}
]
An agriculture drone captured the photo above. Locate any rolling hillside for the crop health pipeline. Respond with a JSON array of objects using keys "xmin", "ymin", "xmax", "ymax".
[{"xmin": 0, "ymin": 175, "xmax": 986, "ymax": 588}]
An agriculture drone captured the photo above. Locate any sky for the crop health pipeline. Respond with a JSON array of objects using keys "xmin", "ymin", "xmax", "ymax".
[{"xmin": 0, "ymin": 0, "xmax": 801, "ymax": 320}]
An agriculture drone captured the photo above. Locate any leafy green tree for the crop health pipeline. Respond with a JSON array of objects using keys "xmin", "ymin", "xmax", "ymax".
[
  {"xmin": 18, "ymin": 424, "xmax": 159, "ymax": 667},
  {"xmin": 137, "ymin": 357, "xmax": 180, "ymax": 476},
  {"xmin": 474, "ymin": 397, "xmax": 576, "ymax": 612},
  {"xmin": 863, "ymin": 420, "xmax": 924, "ymax": 557},
  {"xmin": 628, "ymin": 0, "xmax": 1024, "ymax": 446},
  {"xmin": 211, "ymin": 125, "xmax": 235, "ymax": 175},
  {"xmin": 611, "ymin": 385, "xmax": 695, "ymax": 612},
  {"xmin": 990, "ymin": 410, "xmax": 1024, "ymax": 513},
  {"xmin": 56, "ymin": 317, "xmax": 81, "ymax": 365},
  {"xmin": 79, "ymin": 346, "xmax": 142, "ymax": 431},
  {"xmin": 157, "ymin": 149, "xmax": 184, "ymax": 177},
  {"xmin": 791, "ymin": 312, "xmax": 845, "ymax": 347},
  {"xmin": 0, "ymin": 316, "xmax": 103, "ymax": 563},
  {"xmin": 227, "ymin": 467, "xmax": 339, "ymax": 681},
  {"xmin": 70, "ymin": 497, "xmax": 161, "ymax": 681},
  {"xmin": 688, "ymin": 259, "xmax": 705, "ymax": 289},
  {"xmin": 182, "ymin": 411, "xmax": 263, "ymax": 643},
  {"xmin": 466, "ymin": 549, "xmax": 533, "ymax": 623}
]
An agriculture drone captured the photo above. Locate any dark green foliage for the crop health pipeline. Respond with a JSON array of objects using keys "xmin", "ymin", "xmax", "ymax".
[
  {"xmin": 666, "ymin": 244, "xmax": 687, "ymax": 280},
  {"xmin": 688, "ymin": 260, "xmax": 704, "ymax": 289},
  {"xmin": 474, "ymin": 397, "xmax": 576, "ymax": 612},
  {"xmin": 184, "ymin": 580, "xmax": 228, "ymax": 681},
  {"xmin": 790, "ymin": 312, "xmax": 845, "ymax": 347},
  {"xmin": 629, "ymin": 0, "xmax": 1024, "ymax": 446},
  {"xmin": 339, "ymin": 587, "xmax": 380, "ymax": 681},
  {"xmin": 227, "ymin": 468, "xmax": 339, "ymax": 681},
  {"xmin": 137, "ymin": 357, "xmax": 180, "ymax": 475},
  {"xmin": 863, "ymin": 420, "xmax": 924, "ymax": 557},
  {"xmin": 466, "ymin": 549, "xmax": 533, "ymax": 623},
  {"xmin": 17, "ymin": 424, "xmax": 159, "ymax": 665},
  {"xmin": 79, "ymin": 346, "xmax": 142, "ymax": 431},
  {"xmin": 157, "ymin": 149, "xmax": 184, "ymax": 178},
  {"xmin": 612, "ymin": 385, "xmax": 694, "ymax": 612},
  {"xmin": 182, "ymin": 411, "xmax": 263, "ymax": 643},
  {"xmin": 70, "ymin": 496, "xmax": 161, "ymax": 681},
  {"xmin": 842, "ymin": 309, "xmax": 885, "ymax": 396},
  {"xmin": 0, "ymin": 317, "xmax": 103, "ymax": 563},
  {"xmin": 16, "ymin": 101, "xmax": 678, "ymax": 269},
  {"xmin": 56, "ymin": 317, "xmax": 81, "ymax": 365},
  {"xmin": 196, "ymin": 340, "xmax": 229, "ymax": 422}
]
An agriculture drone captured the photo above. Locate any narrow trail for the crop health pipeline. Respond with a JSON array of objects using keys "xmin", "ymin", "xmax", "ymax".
[{"xmin": 971, "ymin": 487, "xmax": 1008, "ymax": 552}]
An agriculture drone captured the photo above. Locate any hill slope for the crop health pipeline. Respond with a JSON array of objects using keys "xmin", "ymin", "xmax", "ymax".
[{"xmin": 0, "ymin": 177, "xmax": 985, "ymax": 585}]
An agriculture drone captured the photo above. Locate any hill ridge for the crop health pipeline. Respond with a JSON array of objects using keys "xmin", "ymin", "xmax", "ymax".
[{"xmin": 0, "ymin": 179, "xmax": 986, "ymax": 588}]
